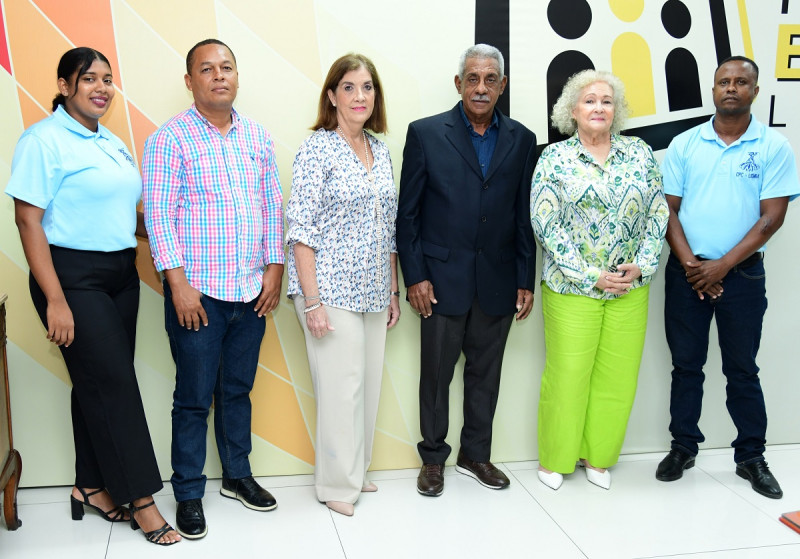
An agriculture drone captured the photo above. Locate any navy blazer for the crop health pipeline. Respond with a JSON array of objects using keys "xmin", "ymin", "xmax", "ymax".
[{"xmin": 396, "ymin": 103, "xmax": 538, "ymax": 316}]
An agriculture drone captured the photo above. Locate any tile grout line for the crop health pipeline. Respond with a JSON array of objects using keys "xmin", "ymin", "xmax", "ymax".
[
  {"xmin": 630, "ymin": 541, "xmax": 800, "ymax": 559},
  {"xmin": 503, "ymin": 462, "xmax": 591, "ymax": 559},
  {"xmin": 695, "ymin": 462, "xmax": 788, "ymax": 525},
  {"xmin": 328, "ymin": 509, "xmax": 349, "ymax": 559}
]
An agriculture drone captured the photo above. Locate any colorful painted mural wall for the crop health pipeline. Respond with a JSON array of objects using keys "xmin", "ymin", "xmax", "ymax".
[{"xmin": 1, "ymin": 0, "xmax": 798, "ymax": 486}]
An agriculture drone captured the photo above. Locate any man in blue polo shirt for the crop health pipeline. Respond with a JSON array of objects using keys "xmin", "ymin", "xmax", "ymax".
[{"xmin": 655, "ymin": 56, "xmax": 799, "ymax": 499}]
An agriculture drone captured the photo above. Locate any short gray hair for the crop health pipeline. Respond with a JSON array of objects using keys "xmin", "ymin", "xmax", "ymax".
[
  {"xmin": 550, "ymin": 70, "xmax": 629, "ymax": 135},
  {"xmin": 458, "ymin": 44, "xmax": 505, "ymax": 79}
]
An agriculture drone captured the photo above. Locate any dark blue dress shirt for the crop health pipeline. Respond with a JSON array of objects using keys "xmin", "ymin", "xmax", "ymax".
[{"xmin": 459, "ymin": 101, "xmax": 499, "ymax": 178}]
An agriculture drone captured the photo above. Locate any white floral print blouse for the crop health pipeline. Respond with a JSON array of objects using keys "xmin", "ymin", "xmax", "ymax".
[
  {"xmin": 286, "ymin": 128, "xmax": 397, "ymax": 312},
  {"xmin": 530, "ymin": 134, "xmax": 668, "ymax": 299}
]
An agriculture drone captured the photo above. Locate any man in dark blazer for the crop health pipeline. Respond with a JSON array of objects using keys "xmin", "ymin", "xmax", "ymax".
[{"xmin": 396, "ymin": 44, "xmax": 537, "ymax": 497}]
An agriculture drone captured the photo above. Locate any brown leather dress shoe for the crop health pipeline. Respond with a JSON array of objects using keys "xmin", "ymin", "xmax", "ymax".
[
  {"xmin": 417, "ymin": 463, "xmax": 444, "ymax": 496},
  {"xmin": 455, "ymin": 450, "xmax": 510, "ymax": 489}
]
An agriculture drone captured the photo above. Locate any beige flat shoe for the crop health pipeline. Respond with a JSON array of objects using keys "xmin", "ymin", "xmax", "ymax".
[
  {"xmin": 361, "ymin": 482, "xmax": 378, "ymax": 492},
  {"xmin": 326, "ymin": 501, "xmax": 354, "ymax": 516}
]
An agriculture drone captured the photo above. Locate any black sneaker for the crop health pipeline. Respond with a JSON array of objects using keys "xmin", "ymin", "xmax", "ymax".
[
  {"xmin": 175, "ymin": 498, "xmax": 207, "ymax": 539},
  {"xmin": 220, "ymin": 476, "xmax": 278, "ymax": 511}
]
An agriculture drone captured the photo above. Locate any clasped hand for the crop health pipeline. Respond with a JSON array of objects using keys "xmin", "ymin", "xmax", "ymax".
[
  {"xmin": 684, "ymin": 260, "xmax": 726, "ymax": 300},
  {"xmin": 595, "ymin": 263, "xmax": 641, "ymax": 294}
]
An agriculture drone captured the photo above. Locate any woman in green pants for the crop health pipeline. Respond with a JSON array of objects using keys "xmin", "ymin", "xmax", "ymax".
[{"xmin": 530, "ymin": 69, "xmax": 668, "ymax": 490}]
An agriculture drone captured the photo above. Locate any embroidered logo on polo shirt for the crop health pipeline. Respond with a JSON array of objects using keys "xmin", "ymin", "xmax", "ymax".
[
  {"xmin": 737, "ymin": 152, "xmax": 760, "ymax": 179},
  {"xmin": 118, "ymin": 148, "xmax": 135, "ymax": 167}
]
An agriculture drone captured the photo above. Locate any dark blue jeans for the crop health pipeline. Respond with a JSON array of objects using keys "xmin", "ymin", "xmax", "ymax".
[
  {"xmin": 664, "ymin": 253, "xmax": 768, "ymax": 464},
  {"xmin": 164, "ymin": 282, "xmax": 266, "ymax": 501}
]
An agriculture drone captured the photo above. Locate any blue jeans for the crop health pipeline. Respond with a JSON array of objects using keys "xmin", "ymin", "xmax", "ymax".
[
  {"xmin": 164, "ymin": 282, "xmax": 266, "ymax": 501},
  {"xmin": 664, "ymin": 253, "xmax": 768, "ymax": 464}
]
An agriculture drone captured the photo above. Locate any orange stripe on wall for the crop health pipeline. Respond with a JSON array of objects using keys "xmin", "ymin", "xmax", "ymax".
[
  {"xmin": 6, "ymin": 0, "xmax": 73, "ymax": 111},
  {"xmin": 127, "ymin": 100, "xmax": 157, "ymax": 168},
  {"xmin": 17, "ymin": 85, "xmax": 48, "ymax": 129},
  {"xmin": 34, "ymin": 0, "xmax": 122, "ymax": 89},
  {"xmin": 259, "ymin": 316, "xmax": 292, "ymax": 382},
  {"xmin": 251, "ymin": 368, "xmax": 315, "ymax": 466},
  {"xmin": 135, "ymin": 236, "xmax": 162, "ymax": 295}
]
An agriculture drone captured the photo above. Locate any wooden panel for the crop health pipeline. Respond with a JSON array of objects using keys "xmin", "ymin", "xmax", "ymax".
[{"xmin": 0, "ymin": 293, "xmax": 22, "ymax": 530}]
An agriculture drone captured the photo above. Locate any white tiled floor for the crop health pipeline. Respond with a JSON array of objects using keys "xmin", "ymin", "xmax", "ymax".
[{"xmin": 2, "ymin": 446, "xmax": 799, "ymax": 558}]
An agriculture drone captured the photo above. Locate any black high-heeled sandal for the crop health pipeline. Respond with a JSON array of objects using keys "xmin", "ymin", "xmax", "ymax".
[
  {"xmin": 130, "ymin": 499, "xmax": 179, "ymax": 546},
  {"xmin": 70, "ymin": 487, "xmax": 128, "ymax": 522}
]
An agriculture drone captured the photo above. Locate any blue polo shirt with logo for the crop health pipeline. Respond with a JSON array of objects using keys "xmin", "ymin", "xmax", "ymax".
[
  {"xmin": 662, "ymin": 115, "xmax": 800, "ymax": 259},
  {"xmin": 5, "ymin": 105, "xmax": 141, "ymax": 251}
]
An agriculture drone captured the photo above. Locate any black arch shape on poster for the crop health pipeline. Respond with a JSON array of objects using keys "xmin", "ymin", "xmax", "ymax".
[
  {"xmin": 546, "ymin": 51, "xmax": 595, "ymax": 144},
  {"xmin": 622, "ymin": 115, "xmax": 711, "ymax": 152},
  {"xmin": 475, "ymin": 0, "xmax": 510, "ymax": 116},
  {"xmin": 666, "ymin": 48, "xmax": 703, "ymax": 111},
  {"xmin": 473, "ymin": 0, "xmax": 731, "ymax": 151},
  {"xmin": 709, "ymin": 0, "xmax": 733, "ymax": 64}
]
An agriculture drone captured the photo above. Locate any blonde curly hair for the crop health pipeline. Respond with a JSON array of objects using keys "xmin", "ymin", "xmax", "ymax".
[{"xmin": 550, "ymin": 70, "xmax": 629, "ymax": 135}]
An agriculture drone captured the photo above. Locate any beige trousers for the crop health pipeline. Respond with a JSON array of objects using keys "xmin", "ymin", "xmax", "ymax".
[{"xmin": 294, "ymin": 299, "xmax": 388, "ymax": 503}]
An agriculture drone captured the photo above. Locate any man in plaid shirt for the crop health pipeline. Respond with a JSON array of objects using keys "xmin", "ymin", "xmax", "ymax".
[{"xmin": 142, "ymin": 39, "xmax": 284, "ymax": 539}]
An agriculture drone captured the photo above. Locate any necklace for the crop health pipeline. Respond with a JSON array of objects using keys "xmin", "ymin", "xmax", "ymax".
[{"xmin": 337, "ymin": 125, "xmax": 374, "ymax": 182}]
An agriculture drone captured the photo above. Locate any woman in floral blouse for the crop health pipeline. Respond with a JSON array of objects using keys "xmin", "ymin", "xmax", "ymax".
[
  {"xmin": 286, "ymin": 54, "xmax": 400, "ymax": 516},
  {"xmin": 531, "ymin": 70, "xmax": 668, "ymax": 491}
]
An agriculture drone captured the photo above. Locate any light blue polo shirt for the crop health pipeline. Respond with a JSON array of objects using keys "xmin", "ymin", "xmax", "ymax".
[
  {"xmin": 5, "ymin": 105, "xmax": 141, "ymax": 251},
  {"xmin": 662, "ymin": 115, "xmax": 800, "ymax": 259}
]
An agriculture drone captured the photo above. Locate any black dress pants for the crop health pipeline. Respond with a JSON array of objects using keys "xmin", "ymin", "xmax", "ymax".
[
  {"xmin": 29, "ymin": 246, "xmax": 162, "ymax": 504},
  {"xmin": 417, "ymin": 299, "xmax": 513, "ymax": 464}
]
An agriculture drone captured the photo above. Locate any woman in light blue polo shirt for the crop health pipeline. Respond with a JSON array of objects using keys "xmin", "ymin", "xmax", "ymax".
[{"xmin": 5, "ymin": 48, "xmax": 180, "ymax": 546}]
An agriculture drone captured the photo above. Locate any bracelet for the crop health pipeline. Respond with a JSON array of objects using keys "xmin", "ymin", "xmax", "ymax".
[
  {"xmin": 304, "ymin": 294, "xmax": 320, "ymax": 301},
  {"xmin": 391, "ymin": 291, "xmax": 400, "ymax": 297},
  {"xmin": 303, "ymin": 302, "xmax": 322, "ymax": 314}
]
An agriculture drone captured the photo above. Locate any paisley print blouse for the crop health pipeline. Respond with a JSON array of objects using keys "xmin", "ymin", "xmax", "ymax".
[{"xmin": 530, "ymin": 134, "xmax": 668, "ymax": 299}]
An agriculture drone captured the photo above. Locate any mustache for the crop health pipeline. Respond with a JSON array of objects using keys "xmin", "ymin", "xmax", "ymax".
[{"xmin": 471, "ymin": 94, "xmax": 491, "ymax": 102}]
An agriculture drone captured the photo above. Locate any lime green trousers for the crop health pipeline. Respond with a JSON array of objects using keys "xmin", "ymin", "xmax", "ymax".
[{"xmin": 538, "ymin": 284, "xmax": 650, "ymax": 473}]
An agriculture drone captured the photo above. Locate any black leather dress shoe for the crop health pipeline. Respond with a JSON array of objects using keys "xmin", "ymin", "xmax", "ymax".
[
  {"xmin": 655, "ymin": 448, "xmax": 695, "ymax": 481},
  {"xmin": 417, "ymin": 464, "xmax": 444, "ymax": 496},
  {"xmin": 455, "ymin": 450, "xmax": 510, "ymax": 489},
  {"xmin": 736, "ymin": 461, "xmax": 783, "ymax": 499},
  {"xmin": 176, "ymin": 498, "xmax": 207, "ymax": 539},
  {"xmin": 221, "ymin": 476, "xmax": 278, "ymax": 511}
]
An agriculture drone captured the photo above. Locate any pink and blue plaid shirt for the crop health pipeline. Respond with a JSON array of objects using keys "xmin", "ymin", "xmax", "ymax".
[{"xmin": 142, "ymin": 106, "xmax": 284, "ymax": 302}]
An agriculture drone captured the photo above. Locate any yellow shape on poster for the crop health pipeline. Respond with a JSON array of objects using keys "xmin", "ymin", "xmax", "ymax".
[
  {"xmin": 608, "ymin": 0, "xmax": 644, "ymax": 22},
  {"xmin": 775, "ymin": 25, "xmax": 800, "ymax": 81},
  {"xmin": 611, "ymin": 33, "xmax": 655, "ymax": 117}
]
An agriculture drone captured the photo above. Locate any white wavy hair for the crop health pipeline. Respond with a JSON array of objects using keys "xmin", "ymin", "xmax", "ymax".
[
  {"xmin": 550, "ymin": 70, "xmax": 629, "ymax": 135},
  {"xmin": 457, "ymin": 44, "xmax": 505, "ymax": 79}
]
